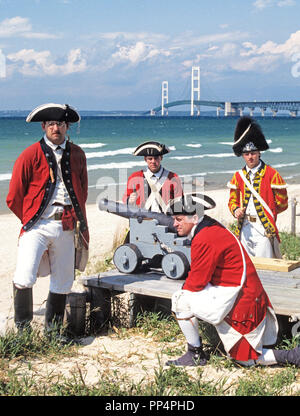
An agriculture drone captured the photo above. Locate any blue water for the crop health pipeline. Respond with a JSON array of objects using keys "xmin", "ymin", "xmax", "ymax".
[{"xmin": 1, "ymin": 116, "xmax": 300, "ymax": 213}]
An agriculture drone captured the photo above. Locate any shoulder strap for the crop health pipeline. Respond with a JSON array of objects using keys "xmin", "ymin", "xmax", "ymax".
[
  {"xmin": 143, "ymin": 168, "xmax": 169, "ymax": 212},
  {"xmin": 238, "ymin": 169, "xmax": 274, "ymax": 219}
]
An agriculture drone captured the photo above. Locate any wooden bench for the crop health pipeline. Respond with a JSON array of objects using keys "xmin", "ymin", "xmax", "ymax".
[{"xmin": 80, "ymin": 266, "xmax": 300, "ymax": 336}]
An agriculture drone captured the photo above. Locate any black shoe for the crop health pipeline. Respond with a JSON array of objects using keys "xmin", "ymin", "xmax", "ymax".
[
  {"xmin": 274, "ymin": 345, "xmax": 300, "ymax": 367},
  {"xmin": 166, "ymin": 344, "xmax": 207, "ymax": 367}
]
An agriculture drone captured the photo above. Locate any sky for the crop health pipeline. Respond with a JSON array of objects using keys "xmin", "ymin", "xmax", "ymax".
[{"xmin": 0, "ymin": 0, "xmax": 300, "ymax": 111}]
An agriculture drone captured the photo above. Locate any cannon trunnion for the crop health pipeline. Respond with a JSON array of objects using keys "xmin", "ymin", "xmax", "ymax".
[{"xmin": 99, "ymin": 199, "xmax": 191, "ymax": 279}]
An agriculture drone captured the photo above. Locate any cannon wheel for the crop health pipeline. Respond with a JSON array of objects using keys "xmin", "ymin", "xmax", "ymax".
[
  {"xmin": 161, "ymin": 251, "xmax": 190, "ymax": 280},
  {"xmin": 113, "ymin": 243, "xmax": 143, "ymax": 273}
]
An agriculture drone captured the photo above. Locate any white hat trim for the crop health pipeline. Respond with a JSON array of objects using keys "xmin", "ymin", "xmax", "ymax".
[
  {"xmin": 192, "ymin": 195, "xmax": 214, "ymax": 209},
  {"xmin": 26, "ymin": 103, "xmax": 80, "ymax": 123},
  {"xmin": 169, "ymin": 194, "xmax": 214, "ymax": 210},
  {"xmin": 133, "ymin": 143, "xmax": 166, "ymax": 155}
]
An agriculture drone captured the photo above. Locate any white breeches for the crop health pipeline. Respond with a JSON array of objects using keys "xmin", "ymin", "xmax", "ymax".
[
  {"xmin": 240, "ymin": 220, "xmax": 275, "ymax": 258},
  {"xmin": 14, "ymin": 219, "xmax": 75, "ymax": 294}
]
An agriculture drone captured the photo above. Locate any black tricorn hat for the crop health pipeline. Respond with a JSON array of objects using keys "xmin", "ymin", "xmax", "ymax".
[
  {"xmin": 232, "ymin": 116, "xmax": 269, "ymax": 157},
  {"xmin": 133, "ymin": 141, "xmax": 170, "ymax": 156},
  {"xmin": 26, "ymin": 103, "xmax": 80, "ymax": 123},
  {"xmin": 166, "ymin": 193, "xmax": 216, "ymax": 217}
]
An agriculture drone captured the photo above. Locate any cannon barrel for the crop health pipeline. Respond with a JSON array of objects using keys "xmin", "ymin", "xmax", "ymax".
[{"xmin": 98, "ymin": 198, "xmax": 177, "ymax": 232}]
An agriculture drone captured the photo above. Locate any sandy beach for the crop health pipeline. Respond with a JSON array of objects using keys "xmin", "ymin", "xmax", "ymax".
[{"xmin": 0, "ymin": 184, "xmax": 299, "ymax": 388}]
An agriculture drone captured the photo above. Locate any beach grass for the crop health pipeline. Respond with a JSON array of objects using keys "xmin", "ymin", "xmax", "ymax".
[
  {"xmin": 280, "ymin": 231, "xmax": 300, "ymax": 260},
  {"xmin": 0, "ymin": 312, "xmax": 299, "ymax": 396},
  {"xmin": 1, "ymin": 227, "xmax": 299, "ymax": 396}
]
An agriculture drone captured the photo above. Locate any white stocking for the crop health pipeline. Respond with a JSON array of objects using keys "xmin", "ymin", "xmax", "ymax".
[
  {"xmin": 175, "ymin": 312, "xmax": 201, "ymax": 347},
  {"xmin": 256, "ymin": 348, "xmax": 277, "ymax": 366}
]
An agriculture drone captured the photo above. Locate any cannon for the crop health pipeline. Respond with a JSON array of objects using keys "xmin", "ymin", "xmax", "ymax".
[{"xmin": 98, "ymin": 198, "xmax": 191, "ymax": 279}]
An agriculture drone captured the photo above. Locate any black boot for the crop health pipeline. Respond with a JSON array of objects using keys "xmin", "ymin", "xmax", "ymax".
[
  {"xmin": 273, "ymin": 345, "xmax": 300, "ymax": 367},
  {"xmin": 45, "ymin": 292, "xmax": 69, "ymax": 343},
  {"xmin": 166, "ymin": 343, "xmax": 207, "ymax": 367},
  {"xmin": 13, "ymin": 284, "xmax": 33, "ymax": 333}
]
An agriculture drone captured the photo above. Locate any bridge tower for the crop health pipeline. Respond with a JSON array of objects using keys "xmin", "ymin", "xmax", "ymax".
[
  {"xmin": 161, "ymin": 81, "xmax": 168, "ymax": 116},
  {"xmin": 191, "ymin": 66, "xmax": 200, "ymax": 116}
]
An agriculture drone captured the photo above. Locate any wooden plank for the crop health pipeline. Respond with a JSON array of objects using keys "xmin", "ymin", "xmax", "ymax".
[
  {"xmin": 80, "ymin": 269, "xmax": 300, "ymax": 319},
  {"xmin": 261, "ymin": 286, "xmax": 300, "ymax": 317},
  {"xmin": 81, "ymin": 271, "xmax": 182, "ymax": 299},
  {"xmin": 250, "ymin": 256, "xmax": 300, "ymax": 272},
  {"xmin": 257, "ymin": 269, "xmax": 300, "ymax": 289}
]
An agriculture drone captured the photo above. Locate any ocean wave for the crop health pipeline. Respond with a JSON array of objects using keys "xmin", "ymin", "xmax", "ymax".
[
  {"xmin": 79, "ymin": 142, "xmax": 106, "ymax": 148},
  {"xmin": 185, "ymin": 143, "xmax": 202, "ymax": 148},
  {"xmin": 85, "ymin": 147, "xmax": 136, "ymax": 159},
  {"xmin": 268, "ymin": 147, "xmax": 282, "ymax": 153},
  {"xmin": 170, "ymin": 153, "xmax": 234, "ymax": 160},
  {"xmin": 87, "ymin": 161, "xmax": 146, "ymax": 171},
  {"xmin": 0, "ymin": 173, "xmax": 11, "ymax": 181},
  {"xmin": 218, "ymin": 141, "xmax": 232, "ymax": 146},
  {"xmin": 273, "ymin": 161, "xmax": 300, "ymax": 168},
  {"xmin": 180, "ymin": 169, "xmax": 236, "ymax": 178}
]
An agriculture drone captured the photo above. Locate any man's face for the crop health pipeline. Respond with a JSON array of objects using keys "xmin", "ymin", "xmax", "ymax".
[
  {"xmin": 173, "ymin": 215, "xmax": 198, "ymax": 236},
  {"xmin": 42, "ymin": 121, "xmax": 69, "ymax": 145},
  {"xmin": 242, "ymin": 150, "xmax": 261, "ymax": 170},
  {"xmin": 144, "ymin": 155, "xmax": 162, "ymax": 173}
]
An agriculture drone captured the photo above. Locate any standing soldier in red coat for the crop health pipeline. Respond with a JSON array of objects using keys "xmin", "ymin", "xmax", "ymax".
[
  {"xmin": 228, "ymin": 116, "xmax": 288, "ymax": 258},
  {"xmin": 165, "ymin": 194, "xmax": 300, "ymax": 368},
  {"xmin": 6, "ymin": 103, "xmax": 89, "ymax": 341},
  {"xmin": 122, "ymin": 141, "xmax": 183, "ymax": 214}
]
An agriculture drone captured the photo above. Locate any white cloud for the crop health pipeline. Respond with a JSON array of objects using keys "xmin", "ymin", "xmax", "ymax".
[
  {"xmin": 83, "ymin": 31, "xmax": 168, "ymax": 43},
  {"xmin": 111, "ymin": 41, "xmax": 171, "ymax": 65},
  {"xmin": 0, "ymin": 16, "xmax": 59, "ymax": 39},
  {"xmin": 199, "ymin": 30, "xmax": 300, "ymax": 74},
  {"xmin": 231, "ymin": 55, "xmax": 280, "ymax": 72},
  {"xmin": 5, "ymin": 24, "xmax": 300, "ymax": 81},
  {"xmin": 241, "ymin": 30, "xmax": 300, "ymax": 59},
  {"xmin": 253, "ymin": 0, "xmax": 295, "ymax": 9},
  {"xmin": 7, "ymin": 48, "xmax": 87, "ymax": 76}
]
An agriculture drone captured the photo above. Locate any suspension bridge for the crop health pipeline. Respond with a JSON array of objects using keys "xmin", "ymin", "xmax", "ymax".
[{"xmin": 146, "ymin": 67, "xmax": 300, "ymax": 117}]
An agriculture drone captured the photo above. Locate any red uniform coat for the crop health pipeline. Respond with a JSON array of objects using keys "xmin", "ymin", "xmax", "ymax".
[
  {"xmin": 183, "ymin": 217, "xmax": 277, "ymax": 361},
  {"xmin": 122, "ymin": 169, "xmax": 182, "ymax": 209},
  {"xmin": 6, "ymin": 138, "xmax": 89, "ymax": 247},
  {"xmin": 228, "ymin": 162, "xmax": 288, "ymax": 241}
]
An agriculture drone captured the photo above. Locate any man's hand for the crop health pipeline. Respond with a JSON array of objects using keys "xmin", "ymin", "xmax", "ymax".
[
  {"xmin": 128, "ymin": 192, "xmax": 137, "ymax": 205},
  {"xmin": 234, "ymin": 207, "xmax": 246, "ymax": 220}
]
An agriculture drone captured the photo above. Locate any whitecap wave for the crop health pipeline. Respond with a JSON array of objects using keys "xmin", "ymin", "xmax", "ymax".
[
  {"xmin": 87, "ymin": 161, "xmax": 146, "ymax": 171},
  {"xmin": 85, "ymin": 147, "xmax": 135, "ymax": 159},
  {"xmin": 185, "ymin": 143, "xmax": 202, "ymax": 148},
  {"xmin": 273, "ymin": 161, "xmax": 300, "ymax": 168},
  {"xmin": 170, "ymin": 153, "xmax": 234, "ymax": 160},
  {"xmin": 268, "ymin": 147, "xmax": 282, "ymax": 153},
  {"xmin": 0, "ymin": 173, "xmax": 11, "ymax": 181},
  {"xmin": 79, "ymin": 142, "xmax": 106, "ymax": 149}
]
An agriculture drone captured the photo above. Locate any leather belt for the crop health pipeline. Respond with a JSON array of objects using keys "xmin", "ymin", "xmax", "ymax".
[
  {"xmin": 50, "ymin": 204, "xmax": 72, "ymax": 220},
  {"xmin": 245, "ymin": 214, "xmax": 257, "ymax": 223},
  {"xmin": 52, "ymin": 211, "xmax": 63, "ymax": 221}
]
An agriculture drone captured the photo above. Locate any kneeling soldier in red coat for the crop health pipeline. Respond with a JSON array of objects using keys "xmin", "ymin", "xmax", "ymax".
[{"xmin": 165, "ymin": 194, "xmax": 300, "ymax": 367}]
